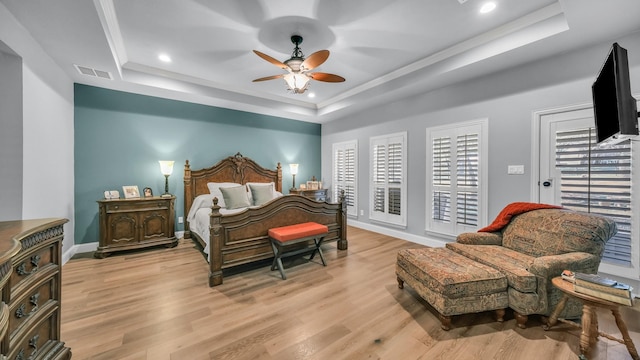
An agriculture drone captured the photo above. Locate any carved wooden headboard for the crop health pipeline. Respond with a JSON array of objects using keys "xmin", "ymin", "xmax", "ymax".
[{"xmin": 183, "ymin": 152, "xmax": 282, "ymax": 218}]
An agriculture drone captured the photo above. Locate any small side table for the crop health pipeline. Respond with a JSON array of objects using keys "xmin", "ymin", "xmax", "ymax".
[{"xmin": 544, "ymin": 276, "xmax": 639, "ymax": 360}]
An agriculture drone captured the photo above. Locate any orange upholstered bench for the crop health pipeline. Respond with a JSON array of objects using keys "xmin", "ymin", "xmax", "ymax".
[{"xmin": 268, "ymin": 222, "xmax": 329, "ymax": 280}]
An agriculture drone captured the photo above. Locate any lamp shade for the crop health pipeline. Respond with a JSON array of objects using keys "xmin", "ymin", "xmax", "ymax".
[
  {"xmin": 159, "ymin": 161, "xmax": 175, "ymax": 176},
  {"xmin": 289, "ymin": 163, "xmax": 299, "ymax": 175},
  {"xmin": 283, "ymin": 73, "xmax": 310, "ymax": 94}
]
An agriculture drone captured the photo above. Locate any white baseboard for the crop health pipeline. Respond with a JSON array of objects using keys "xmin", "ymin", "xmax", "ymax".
[
  {"xmin": 62, "ymin": 231, "xmax": 184, "ymax": 265},
  {"xmin": 62, "ymin": 241, "xmax": 98, "ymax": 265},
  {"xmin": 347, "ymin": 219, "xmax": 449, "ymax": 248}
]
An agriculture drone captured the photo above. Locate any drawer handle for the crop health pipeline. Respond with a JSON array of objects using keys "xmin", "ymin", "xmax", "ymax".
[
  {"xmin": 15, "ymin": 334, "xmax": 40, "ymax": 360},
  {"xmin": 14, "ymin": 293, "xmax": 40, "ymax": 319},
  {"xmin": 16, "ymin": 255, "xmax": 41, "ymax": 276},
  {"xmin": 15, "ymin": 303, "xmax": 26, "ymax": 318}
]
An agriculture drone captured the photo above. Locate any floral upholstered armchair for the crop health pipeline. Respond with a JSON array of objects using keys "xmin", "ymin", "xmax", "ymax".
[{"xmin": 446, "ymin": 202, "xmax": 617, "ymax": 328}]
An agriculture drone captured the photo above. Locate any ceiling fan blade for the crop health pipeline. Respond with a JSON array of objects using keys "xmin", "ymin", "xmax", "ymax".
[
  {"xmin": 253, "ymin": 50, "xmax": 289, "ymax": 70},
  {"xmin": 309, "ymin": 72, "xmax": 345, "ymax": 82},
  {"xmin": 252, "ymin": 74, "xmax": 284, "ymax": 82},
  {"xmin": 301, "ymin": 50, "xmax": 330, "ymax": 71}
]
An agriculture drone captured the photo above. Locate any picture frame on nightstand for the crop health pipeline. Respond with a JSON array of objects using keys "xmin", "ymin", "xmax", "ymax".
[{"xmin": 122, "ymin": 185, "xmax": 140, "ymax": 198}]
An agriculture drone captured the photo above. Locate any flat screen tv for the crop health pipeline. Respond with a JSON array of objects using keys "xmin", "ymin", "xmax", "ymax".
[{"xmin": 592, "ymin": 42, "xmax": 639, "ymax": 145}]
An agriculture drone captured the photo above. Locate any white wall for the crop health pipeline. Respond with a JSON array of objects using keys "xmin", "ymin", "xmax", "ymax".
[
  {"xmin": 322, "ymin": 32, "xmax": 640, "ymax": 244},
  {"xmin": 0, "ymin": 4, "xmax": 75, "ymax": 257},
  {"xmin": 0, "ymin": 48, "xmax": 22, "ymax": 220}
]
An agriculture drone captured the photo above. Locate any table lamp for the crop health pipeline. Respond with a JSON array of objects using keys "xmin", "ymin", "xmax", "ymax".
[
  {"xmin": 289, "ymin": 163, "xmax": 299, "ymax": 190},
  {"xmin": 158, "ymin": 160, "xmax": 175, "ymax": 197}
]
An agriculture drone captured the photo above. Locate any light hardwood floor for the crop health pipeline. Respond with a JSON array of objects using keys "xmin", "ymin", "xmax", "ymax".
[{"xmin": 60, "ymin": 226, "xmax": 640, "ymax": 360}]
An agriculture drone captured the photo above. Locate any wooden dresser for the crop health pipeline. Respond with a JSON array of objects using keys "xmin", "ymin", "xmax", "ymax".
[
  {"xmin": 0, "ymin": 218, "xmax": 71, "ymax": 360},
  {"xmin": 289, "ymin": 189, "xmax": 328, "ymax": 201},
  {"xmin": 96, "ymin": 196, "xmax": 177, "ymax": 258}
]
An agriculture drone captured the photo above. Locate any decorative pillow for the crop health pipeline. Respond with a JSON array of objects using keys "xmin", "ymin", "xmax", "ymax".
[
  {"xmin": 249, "ymin": 184, "xmax": 274, "ymax": 206},
  {"xmin": 245, "ymin": 182, "xmax": 276, "ymax": 203},
  {"xmin": 207, "ymin": 182, "xmax": 241, "ymax": 194},
  {"xmin": 219, "ymin": 185, "xmax": 251, "ymax": 209}
]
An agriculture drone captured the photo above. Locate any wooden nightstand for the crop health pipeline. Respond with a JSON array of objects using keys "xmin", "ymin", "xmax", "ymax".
[
  {"xmin": 96, "ymin": 196, "xmax": 177, "ymax": 258},
  {"xmin": 289, "ymin": 188, "xmax": 328, "ymax": 201}
]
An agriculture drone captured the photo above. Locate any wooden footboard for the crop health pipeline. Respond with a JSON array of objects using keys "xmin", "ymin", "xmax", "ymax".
[{"xmin": 208, "ymin": 193, "xmax": 347, "ymax": 286}]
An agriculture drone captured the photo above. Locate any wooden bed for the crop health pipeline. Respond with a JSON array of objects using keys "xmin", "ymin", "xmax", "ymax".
[{"xmin": 184, "ymin": 153, "xmax": 347, "ymax": 286}]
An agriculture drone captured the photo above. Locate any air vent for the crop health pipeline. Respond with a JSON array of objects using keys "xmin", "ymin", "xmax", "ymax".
[{"xmin": 74, "ymin": 64, "xmax": 112, "ymax": 80}]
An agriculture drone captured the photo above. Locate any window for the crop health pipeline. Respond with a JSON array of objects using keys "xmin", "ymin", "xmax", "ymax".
[
  {"xmin": 370, "ymin": 132, "xmax": 407, "ymax": 226},
  {"xmin": 554, "ymin": 128, "xmax": 634, "ymax": 267},
  {"xmin": 426, "ymin": 120, "xmax": 487, "ymax": 236},
  {"xmin": 332, "ymin": 140, "xmax": 358, "ymax": 217}
]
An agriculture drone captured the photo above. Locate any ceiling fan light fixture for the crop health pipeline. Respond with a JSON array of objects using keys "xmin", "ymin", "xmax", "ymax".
[
  {"xmin": 284, "ymin": 73, "xmax": 310, "ymax": 94},
  {"xmin": 252, "ymin": 34, "xmax": 344, "ymax": 94}
]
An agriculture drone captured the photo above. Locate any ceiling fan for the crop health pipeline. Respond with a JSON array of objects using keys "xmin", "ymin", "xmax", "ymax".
[{"xmin": 252, "ymin": 35, "xmax": 345, "ymax": 94}]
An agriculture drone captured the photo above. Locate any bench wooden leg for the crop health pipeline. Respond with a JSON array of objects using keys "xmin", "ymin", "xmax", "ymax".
[
  {"xmin": 270, "ymin": 241, "xmax": 287, "ymax": 280},
  {"xmin": 308, "ymin": 237, "xmax": 326, "ymax": 266}
]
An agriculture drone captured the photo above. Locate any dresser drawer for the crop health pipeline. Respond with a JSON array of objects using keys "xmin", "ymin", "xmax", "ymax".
[
  {"xmin": 104, "ymin": 200, "xmax": 169, "ymax": 213},
  {"xmin": 9, "ymin": 276, "xmax": 57, "ymax": 337},
  {"xmin": 10, "ymin": 243, "xmax": 58, "ymax": 299},
  {"xmin": 8, "ymin": 306, "xmax": 60, "ymax": 360}
]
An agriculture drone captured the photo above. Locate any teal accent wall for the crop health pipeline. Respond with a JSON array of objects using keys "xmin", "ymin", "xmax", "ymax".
[{"xmin": 74, "ymin": 84, "xmax": 321, "ymax": 245}]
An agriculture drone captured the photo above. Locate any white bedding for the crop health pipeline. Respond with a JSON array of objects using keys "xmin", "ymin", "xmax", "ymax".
[{"xmin": 190, "ymin": 207, "xmax": 246, "ymax": 259}]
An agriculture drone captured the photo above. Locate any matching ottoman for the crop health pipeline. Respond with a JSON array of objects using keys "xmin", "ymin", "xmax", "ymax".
[{"xmin": 396, "ymin": 247, "xmax": 509, "ymax": 330}]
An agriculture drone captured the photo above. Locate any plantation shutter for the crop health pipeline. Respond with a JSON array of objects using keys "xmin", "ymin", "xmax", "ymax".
[
  {"xmin": 555, "ymin": 128, "xmax": 632, "ymax": 266},
  {"xmin": 370, "ymin": 132, "xmax": 407, "ymax": 226},
  {"xmin": 456, "ymin": 133, "xmax": 479, "ymax": 226},
  {"xmin": 344, "ymin": 147, "xmax": 356, "ymax": 210},
  {"xmin": 427, "ymin": 120, "xmax": 486, "ymax": 236},
  {"xmin": 432, "ymin": 136, "xmax": 451, "ymax": 222},
  {"xmin": 373, "ymin": 143, "xmax": 386, "ymax": 213},
  {"xmin": 388, "ymin": 141, "xmax": 402, "ymax": 216},
  {"xmin": 333, "ymin": 147, "xmax": 345, "ymax": 199},
  {"xmin": 332, "ymin": 141, "xmax": 358, "ymax": 217}
]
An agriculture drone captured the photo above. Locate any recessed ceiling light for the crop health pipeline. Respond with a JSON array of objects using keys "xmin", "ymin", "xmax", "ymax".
[
  {"xmin": 158, "ymin": 54, "xmax": 172, "ymax": 63},
  {"xmin": 307, "ymin": 92, "xmax": 316, "ymax": 98},
  {"xmin": 480, "ymin": 2, "xmax": 496, "ymax": 14}
]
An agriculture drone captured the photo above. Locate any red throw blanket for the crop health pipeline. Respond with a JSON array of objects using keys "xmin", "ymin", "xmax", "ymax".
[{"xmin": 478, "ymin": 202, "xmax": 562, "ymax": 233}]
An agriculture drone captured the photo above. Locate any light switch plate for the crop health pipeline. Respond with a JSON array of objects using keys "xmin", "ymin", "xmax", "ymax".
[{"xmin": 508, "ymin": 165, "xmax": 525, "ymax": 175}]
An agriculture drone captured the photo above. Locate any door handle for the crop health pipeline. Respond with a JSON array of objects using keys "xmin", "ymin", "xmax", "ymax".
[{"xmin": 542, "ymin": 179, "xmax": 553, "ymax": 187}]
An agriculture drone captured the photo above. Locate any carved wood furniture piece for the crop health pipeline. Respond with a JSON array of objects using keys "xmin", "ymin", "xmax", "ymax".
[
  {"xmin": 96, "ymin": 196, "xmax": 177, "ymax": 258},
  {"xmin": 288, "ymin": 188, "xmax": 328, "ymax": 201},
  {"xmin": 0, "ymin": 218, "xmax": 71, "ymax": 359},
  {"xmin": 544, "ymin": 277, "xmax": 639, "ymax": 360},
  {"xmin": 184, "ymin": 152, "xmax": 347, "ymax": 287},
  {"xmin": 268, "ymin": 222, "xmax": 328, "ymax": 280}
]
